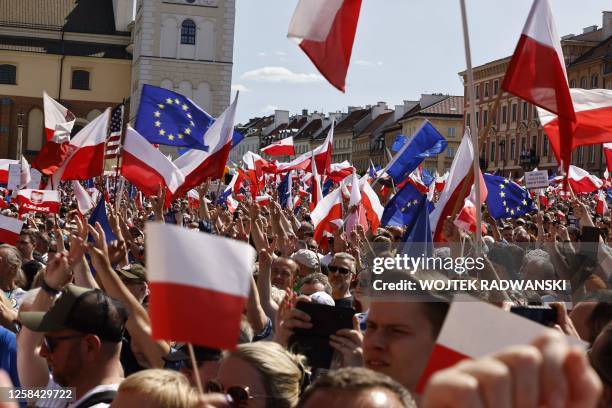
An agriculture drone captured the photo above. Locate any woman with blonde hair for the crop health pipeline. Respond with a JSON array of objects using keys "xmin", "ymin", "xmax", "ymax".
[
  {"xmin": 112, "ymin": 369, "xmax": 201, "ymax": 408},
  {"xmin": 209, "ymin": 341, "xmax": 308, "ymax": 408}
]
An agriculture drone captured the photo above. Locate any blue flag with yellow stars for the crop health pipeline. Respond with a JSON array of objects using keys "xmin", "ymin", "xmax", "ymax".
[
  {"xmin": 484, "ymin": 173, "xmax": 537, "ymax": 219},
  {"xmin": 381, "ymin": 182, "xmax": 433, "ymax": 229}
]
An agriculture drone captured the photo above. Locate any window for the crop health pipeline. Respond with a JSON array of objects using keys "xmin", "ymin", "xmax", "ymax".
[
  {"xmin": 490, "ymin": 142, "xmax": 495, "ymax": 161},
  {"xmin": 483, "ymin": 110, "xmax": 488, "ymax": 126},
  {"xmin": 542, "ymin": 136, "xmax": 549, "ymax": 156},
  {"xmin": 466, "ymin": 113, "xmax": 470, "ymax": 126},
  {"xmin": 570, "ymin": 78, "xmax": 576, "ymax": 88},
  {"xmin": 521, "ymin": 137, "xmax": 526, "ymax": 152},
  {"xmin": 71, "ymin": 70, "xmax": 90, "ymax": 90},
  {"xmin": 510, "ymin": 139, "xmax": 516, "ymax": 160},
  {"xmin": 532, "ymin": 136, "xmax": 537, "ymax": 150},
  {"xmin": 493, "ymin": 80, "xmax": 499, "ymax": 95},
  {"xmin": 448, "ymin": 127, "xmax": 456, "ymax": 137},
  {"xmin": 0, "ymin": 64, "xmax": 16, "ymax": 85},
  {"xmin": 577, "ymin": 146, "xmax": 584, "ymax": 164},
  {"xmin": 522, "ymin": 102, "xmax": 528, "ymax": 121},
  {"xmin": 476, "ymin": 111, "xmax": 479, "ymax": 126},
  {"xmin": 511, "ymin": 104, "xmax": 517, "ymax": 122},
  {"xmin": 446, "ymin": 147, "xmax": 456, "ymax": 158},
  {"xmin": 475, "ymin": 85, "xmax": 480, "ymax": 99},
  {"xmin": 484, "ymin": 82, "xmax": 489, "ymax": 98},
  {"xmin": 580, "ymin": 76, "xmax": 587, "ymax": 88},
  {"xmin": 591, "ymin": 74, "xmax": 598, "ymax": 88},
  {"xmin": 502, "ymin": 105, "xmax": 507, "ymax": 124},
  {"xmin": 588, "ymin": 145, "xmax": 595, "ymax": 162},
  {"xmin": 181, "ymin": 19, "xmax": 196, "ymax": 45}
]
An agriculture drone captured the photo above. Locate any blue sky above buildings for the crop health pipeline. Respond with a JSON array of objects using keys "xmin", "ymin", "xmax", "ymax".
[{"xmin": 230, "ymin": 0, "xmax": 611, "ymax": 123}]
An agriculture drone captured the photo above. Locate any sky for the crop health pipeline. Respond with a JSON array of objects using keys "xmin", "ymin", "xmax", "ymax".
[{"xmin": 231, "ymin": 0, "xmax": 611, "ymax": 124}]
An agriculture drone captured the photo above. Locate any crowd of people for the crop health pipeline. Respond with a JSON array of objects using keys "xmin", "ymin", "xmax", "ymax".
[{"xmin": 0, "ymin": 173, "xmax": 609, "ymax": 408}]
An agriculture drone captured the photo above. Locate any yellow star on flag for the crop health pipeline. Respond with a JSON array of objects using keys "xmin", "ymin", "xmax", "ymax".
[
  {"xmin": 158, "ymin": 104, "xmax": 164, "ymax": 109},
  {"xmin": 178, "ymin": 133, "xmax": 184, "ymax": 139},
  {"xmin": 189, "ymin": 121, "xmax": 195, "ymax": 127},
  {"xmin": 187, "ymin": 113, "xmax": 192, "ymax": 119},
  {"xmin": 159, "ymin": 129, "xmax": 166, "ymax": 135},
  {"xmin": 182, "ymin": 104, "xmax": 188, "ymax": 111},
  {"xmin": 175, "ymin": 98, "xmax": 180, "ymax": 104},
  {"xmin": 184, "ymin": 128, "xmax": 191, "ymax": 135},
  {"xmin": 166, "ymin": 98, "xmax": 173, "ymax": 104},
  {"xmin": 168, "ymin": 134, "xmax": 174, "ymax": 140},
  {"xmin": 154, "ymin": 111, "xmax": 161, "ymax": 117},
  {"xmin": 154, "ymin": 121, "xmax": 161, "ymax": 127},
  {"xmin": 500, "ymin": 192, "xmax": 505, "ymax": 198}
]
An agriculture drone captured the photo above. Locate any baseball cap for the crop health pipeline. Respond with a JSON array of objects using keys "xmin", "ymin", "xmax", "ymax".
[
  {"xmin": 163, "ymin": 345, "xmax": 222, "ymax": 363},
  {"xmin": 291, "ymin": 249, "xmax": 319, "ymax": 269},
  {"xmin": 115, "ymin": 263, "xmax": 147, "ymax": 283},
  {"xmin": 19, "ymin": 285, "xmax": 128, "ymax": 342}
]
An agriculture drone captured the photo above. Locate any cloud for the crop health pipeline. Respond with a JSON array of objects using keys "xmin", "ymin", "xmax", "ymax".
[
  {"xmin": 353, "ymin": 59, "xmax": 384, "ymax": 67},
  {"xmin": 231, "ymin": 84, "xmax": 251, "ymax": 93},
  {"xmin": 261, "ymin": 105, "xmax": 279, "ymax": 114},
  {"xmin": 240, "ymin": 66, "xmax": 324, "ymax": 84},
  {"xmin": 257, "ymin": 52, "xmax": 267, "ymax": 57}
]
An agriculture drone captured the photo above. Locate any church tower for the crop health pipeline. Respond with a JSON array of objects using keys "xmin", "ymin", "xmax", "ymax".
[{"xmin": 130, "ymin": 0, "xmax": 235, "ymax": 117}]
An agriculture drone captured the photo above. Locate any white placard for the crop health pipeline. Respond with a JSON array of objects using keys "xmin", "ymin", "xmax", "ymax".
[
  {"xmin": 524, "ymin": 170, "xmax": 549, "ymax": 190},
  {"xmin": 28, "ymin": 169, "xmax": 42, "ymax": 189},
  {"xmin": 7, "ymin": 163, "xmax": 21, "ymax": 190}
]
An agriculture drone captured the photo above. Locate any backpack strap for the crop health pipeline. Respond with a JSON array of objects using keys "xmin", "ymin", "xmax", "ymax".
[{"xmin": 76, "ymin": 390, "xmax": 118, "ymax": 408}]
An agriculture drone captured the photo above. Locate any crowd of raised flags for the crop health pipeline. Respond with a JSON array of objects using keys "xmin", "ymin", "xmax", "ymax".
[{"xmin": 0, "ymin": 0, "xmax": 611, "ymax": 406}]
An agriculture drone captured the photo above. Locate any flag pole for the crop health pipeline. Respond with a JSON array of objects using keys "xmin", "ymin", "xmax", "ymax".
[
  {"xmin": 385, "ymin": 149, "xmax": 397, "ymax": 194},
  {"xmin": 113, "ymin": 101, "xmax": 127, "ymax": 206},
  {"xmin": 187, "ymin": 343, "xmax": 204, "ymax": 395}
]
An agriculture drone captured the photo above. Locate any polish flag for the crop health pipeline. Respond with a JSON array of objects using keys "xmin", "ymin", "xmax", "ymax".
[
  {"xmin": 261, "ymin": 136, "xmax": 295, "ymax": 156},
  {"xmin": 348, "ymin": 171, "xmax": 361, "ymax": 208},
  {"xmin": 276, "ymin": 121, "xmax": 335, "ymax": 175},
  {"xmin": 605, "ymin": 143, "xmax": 612, "ymax": 173},
  {"xmin": 16, "ymin": 189, "xmax": 60, "ymax": 217},
  {"xmin": 121, "ymin": 127, "xmax": 185, "ymax": 197},
  {"xmin": 32, "ymin": 92, "xmax": 76, "ymax": 175},
  {"xmin": 596, "ymin": 190, "xmax": 608, "ymax": 215},
  {"xmin": 0, "ymin": 159, "xmax": 19, "ymax": 184},
  {"xmin": 146, "ymin": 222, "xmax": 256, "ymax": 349},
  {"xmin": 72, "ymin": 181, "xmax": 94, "ymax": 215},
  {"xmin": 328, "ymin": 161, "xmax": 354, "ymax": 182},
  {"xmin": 287, "ymin": 0, "xmax": 362, "ymax": 92},
  {"xmin": 51, "ymin": 109, "xmax": 110, "ymax": 185},
  {"xmin": 453, "ymin": 172, "xmax": 488, "ymax": 234},
  {"xmin": 538, "ymin": 190, "xmax": 550, "ymax": 209},
  {"xmin": 416, "ymin": 299, "xmax": 584, "ymax": 394},
  {"xmin": 429, "ymin": 131, "xmax": 475, "ymax": 242},
  {"xmin": 434, "ymin": 171, "xmax": 447, "ymax": 193},
  {"xmin": 292, "ymin": 195, "xmax": 302, "ymax": 211},
  {"xmin": 187, "ymin": 190, "xmax": 201, "ymax": 209},
  {"xmin": 310, "ymin": 151, "xmax": 323, "ymax": 211},
  {"xmin": 173, "ymin": 96, "xmax": 238, "ymax": 198},
  {"xmin": 568, "ymin": 165, "xmax": 603, "ymax": 194},
  {"xmin": 502, "ymin": 0, "xmax": 574, "ymax": 120},
  {"xmin": 537, "ymin": 90, "xmax": 612, "ymax": 167},
  {"xmin": 311, "ymin": 187, "xmax": 343, "ymax": 245},
  {"xmin": 359, "ymin": 176, "xmax": 384, "ymax": 233},
  {"xmin": 255, "ymin": 195, "xmax": 272, "ymax": 206},
  {"xmin": 0, "ymin": 215, "xmax": 23, "ymax": 245}
]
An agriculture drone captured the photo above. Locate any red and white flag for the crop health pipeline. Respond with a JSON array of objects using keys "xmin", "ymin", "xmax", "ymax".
[
  {"xmin": 502, "ymin": 0, "xmax": 574, "ymax": 120},
  {"xmin": 0, "ymin": 159, "xmax": 19, "ymax": 184},
  {"xmin": 173, "ymin": 95, "xmax": 238, "ymax": 198},
  {"xmin": 255, "ymin": 194, "xmax": 272, "ymax": 206},
  {"xmin": 328, "ymin": 161, "xmax": 354, "ymax": 182},
  {"xmin": 311, "ymin": 187, "xmax": 343, "ymax": 245},
  {"xmin": 72, "ymin": 181, "xmax": 94, "ymax": 215},
  {"xmin": 416, "ymin": 299, "xmax": 584, "ymax": 393},
  {"xmin": 276, "ymin": 121, "xmax": 335, "ymax": 175},
  {"xmin": 568, "ymin": 165, "xmax": 603, "ymax": 194},
  {"xmin": 537, "ymin": 90, "xmax": 612, "ymax": 167},
  {"xmin": 603, "ymin": 143, "xmax": 612, "ymax": 174},
  {"xmin": 429, "ymin": 130, "xmax": 475, "ymax": 242},
  {"xmin": 32, "ymin": 92, "xmax": 76, "ymax": 175},
  {"xmin": 287, "ymin": 0, "xmax": 362, "ymax": 92},
  {"xmin": 16, "ymin": 189, "xmax": 60, "ymax": 217},
  {"xmin": 146, "ymin": 223, "xmax": 256, "ymax": 349},
  {"xmin": 596, "ymin": 190, "xmax": 609, "ymax": 215},
  {"xmin": 121, "ymin": 126, "xmax": 185, "ymax": 197},
  {"xmin": 309, "ymin": 151, "xmax": 323, "ymax": 211},
  {"xmin": 51, "ymin": 109, "xmax": 110, "ymax": 185},
  {"xmin": 261, "ymin": 136, "xmax": 295, "ymax": 156},
  {"xmin": 187, "ymin": 190, "xmax": 200, "ymax": 209},
  {"xmin": 0, "ymin": 215, "xmax": 23, "ymax": 246},
  {"xmin": 359, "ymin": 176, "xmax": 384, "ymax": 233}
]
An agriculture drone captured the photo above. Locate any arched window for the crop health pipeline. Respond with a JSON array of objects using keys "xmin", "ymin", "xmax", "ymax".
[
  {"xmin": 181, "ymin": 20, "xmax": 196, "ymax": 45},
  {"xmin": 26, "ymin": 108, "xmax": 43, "ymax": 151},
  {"xmin": 580, "ymin": 76, "xmax": 587, "ymax": 88},
  {"xmin": 591, "ymin": 74, "xmax": 598, "ymax": 88},
  {"xmin": 71, "ymin": 70, "xmax": 90, "ymax": 90},
  {"xmin": 0, "ymin": 64, "xmax": 16, "ymax": 85}
]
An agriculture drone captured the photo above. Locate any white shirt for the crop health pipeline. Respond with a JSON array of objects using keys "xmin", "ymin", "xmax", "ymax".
[{"xmin": 37, "ymin": 378, "xmax": 119, "ymax": 408}]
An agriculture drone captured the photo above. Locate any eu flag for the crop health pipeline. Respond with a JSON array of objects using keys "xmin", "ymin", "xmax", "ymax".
[
  {"xmin": 381, "ymin": 182, "xmax": 432, "ymax": 228},
  {"xmin": 135, "ymin": 85, "xmax": 245, "ymax": 150},
  {"xmin": 484, "ymin": 173, "xmax": 537, "ymax": 219},
  {"xmin": 385, "ymin": 121, "xmax": 447, "ymax": 184},
  {"xmin": 401, "ymin": 196, "xmax": 433, "ymax": 258},
  {"xmin": 279, "ymin": 172, "xmax": 292, "ymax": 209},
  {"xmin": 391, "ymin": 134, "xmax": 408, "ymax": 152},
  {"xmin": 88, "ymin": 198, "xmax": 117, "ymax": 243}
]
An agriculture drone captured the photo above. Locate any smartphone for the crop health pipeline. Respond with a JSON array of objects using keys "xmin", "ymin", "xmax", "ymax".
[
  {"xmin": 289, "ymin": 301, "xmax": 355, "ymax": 369},
  {"xmin": 580, "ymin": 225, "xmax": 600, "ymax": 260},
  {"xmin": 510, "ymin": 306, "xmax": 557, "ymax": 327}
]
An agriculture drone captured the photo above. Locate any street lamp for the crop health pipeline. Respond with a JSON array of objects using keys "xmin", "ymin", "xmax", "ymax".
[{"xmin": 16, "ymin": 111, "xmax": 24, "ymax": 160}]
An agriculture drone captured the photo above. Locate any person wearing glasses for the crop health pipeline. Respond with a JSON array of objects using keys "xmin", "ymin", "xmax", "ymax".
[
  {"xmin": 328, "ymin": 253, "xmax": 356, "ymax": 309},
  {"xmin": 18, "ymin": 283, "xmax": 127, "ymax": 407},
  {"xmin": 210, "ymin": 341, "xmax": 308, "ymax": 408}
]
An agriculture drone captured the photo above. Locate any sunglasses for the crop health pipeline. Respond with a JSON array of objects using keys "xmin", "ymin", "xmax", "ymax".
[
  {"xmin": 328, "ymin": 266, "xmax": 352, "ymax": 275},
  {"xmin": 205, "ymin": 380, "xmax": 269, "ymax": 408},
  {"xmin": 43, "ymin": 334, "xmax": 84, "ymax": 353}
]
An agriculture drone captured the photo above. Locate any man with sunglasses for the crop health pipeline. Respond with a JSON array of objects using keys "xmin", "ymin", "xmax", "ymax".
[
  {"xmin": 18, "ymin": 283, "xmax": 127, "ymax": 407},
  {"xmin": 328, "ymin": 253, "xmax": 356, "ymax": 309}
]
